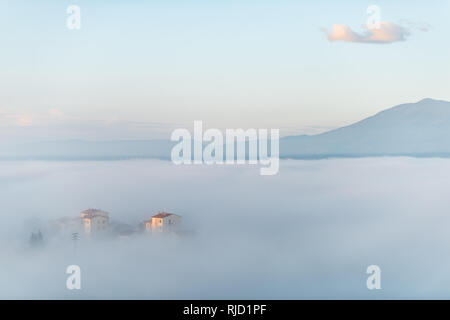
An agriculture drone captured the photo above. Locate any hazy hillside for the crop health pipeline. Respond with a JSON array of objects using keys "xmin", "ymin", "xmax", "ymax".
[
  {"xmin": 281, "ymin": 98, "xmax": 450, "ymax": 158},
  {"xmin": 0, "ymin": 140, "xmax": 173, "ymax": 160},
  {"xmin": 2, "ymin": 98, "xmax": 450, "ymax": 160}
]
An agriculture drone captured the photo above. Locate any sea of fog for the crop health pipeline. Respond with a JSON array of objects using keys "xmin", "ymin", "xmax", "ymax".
[{"xmin": 1, "ymin": 158, "xmax": 450, "ymax": 299}]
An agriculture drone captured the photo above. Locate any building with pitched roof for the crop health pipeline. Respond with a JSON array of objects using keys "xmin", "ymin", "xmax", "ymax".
[
  {"xmin": 144, "ymin": 212, "xmax": 181, "ymax": 233},
  {"xmin": 81, "ymin": 209, "xmax": 109, "ymax": 234}
]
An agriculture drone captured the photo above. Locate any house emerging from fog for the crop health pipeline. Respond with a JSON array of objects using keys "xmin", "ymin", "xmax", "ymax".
[
  {"xmin": 52, "ymin": 209, "xmax": 181, "ymax": 239},
  {"xmin": 81, "ymin": 209, "xmax": 109, "ymax": 234},
  {"xmin": 145, "ymin": 212, "xmax": 181, "ymax": 233}
]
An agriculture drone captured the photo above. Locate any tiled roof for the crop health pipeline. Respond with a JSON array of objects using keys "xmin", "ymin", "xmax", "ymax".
[{"xmin": 152, "ymin": 212, "xmax": 173, "ymax": 219}]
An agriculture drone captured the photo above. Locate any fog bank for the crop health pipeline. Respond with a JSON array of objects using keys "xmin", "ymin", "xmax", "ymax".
[{"xmin": 1, "ymin": 158, "xmax": 450, "ymax": 299}]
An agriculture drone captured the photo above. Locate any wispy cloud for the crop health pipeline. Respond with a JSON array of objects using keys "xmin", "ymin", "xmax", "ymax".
[
  {"xmin": 398, "ymin": 19, "xmax": 432, "ymax": 32},
  {"xmin": 0, "ymin": 108, "xmax": 71, "ymax": 127},
  {"xmin": 323, "ymin": 21, "xmax": 415, "ymax": 44},
  {"xmin": 0, "ymin": 107, "xmax": 183, "ymax": 142},
  {"xmin": 17, "ymin": 116, "xmax": 33, "ymax": 127}
]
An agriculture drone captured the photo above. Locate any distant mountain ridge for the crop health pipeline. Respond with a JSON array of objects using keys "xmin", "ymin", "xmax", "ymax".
[
  {"xmin": 0, "ymin": 139, "xmax": 173, "ymax": 160},
  {"xmin": 2, "ymin": 98, "xmax": 450, "ymax": 160},
  {"xmin": 280, "ymin": 98, "xmax": 450, "ymax": 158}
]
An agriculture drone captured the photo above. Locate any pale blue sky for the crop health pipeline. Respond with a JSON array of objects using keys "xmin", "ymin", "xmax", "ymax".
[{"xmin": 0, "ymin": 0, "xmax": 449, "ymax": 140}]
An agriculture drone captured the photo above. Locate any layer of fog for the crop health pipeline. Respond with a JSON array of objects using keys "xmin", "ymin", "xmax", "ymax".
[{"xmin": 1, "ymin": 158, "xmax": 450, "ymax": 299}]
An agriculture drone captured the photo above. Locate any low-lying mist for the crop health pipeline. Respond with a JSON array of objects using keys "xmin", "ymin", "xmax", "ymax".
[{"xmin": 1, "ymin": 158, "xmax": 450, "ymax": 299}]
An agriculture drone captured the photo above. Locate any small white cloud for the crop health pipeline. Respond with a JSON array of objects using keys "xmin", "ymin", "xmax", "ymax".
[
  {"xmin": 48, "ymin": 108, "xmax": 65, "ymax": 118},
  {"xmin": 17, "ymin": 116, "xmax": 33, "ymax": 126},
  {"xmin": 323, "ymin": 21, "xmax": 413, "ymax": 44}
]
